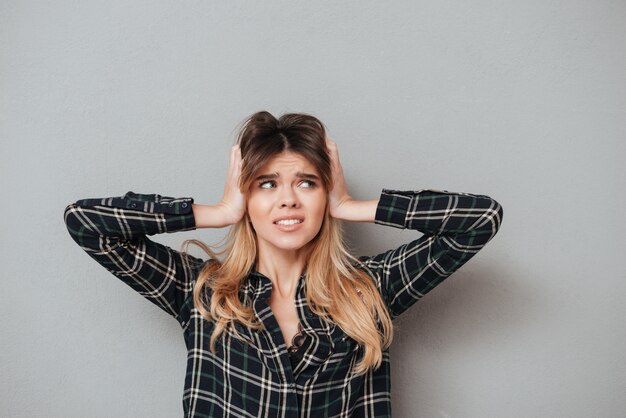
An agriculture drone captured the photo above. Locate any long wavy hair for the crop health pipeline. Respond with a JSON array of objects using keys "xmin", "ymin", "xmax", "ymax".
[{"xmin": 181, "ymin": 110, "xmax": 393, "ymax": 375}]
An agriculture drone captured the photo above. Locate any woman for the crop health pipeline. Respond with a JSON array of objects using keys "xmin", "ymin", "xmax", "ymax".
[{"xmin": 64, "ymin": 111, "xmax": 503, "ymax": 417}]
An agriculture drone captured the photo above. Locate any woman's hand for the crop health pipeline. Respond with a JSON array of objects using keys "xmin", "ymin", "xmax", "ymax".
[
  {"xmin": 326, "ymin": 138, "xmax": 354, "ymax": 219},
  {"xmin": 216, "ymin": 145, "xmax": 247, "ymax": 225},
  {"xmin": 326, "ymin": 137, "xmax": 380, "ymax": 222}
]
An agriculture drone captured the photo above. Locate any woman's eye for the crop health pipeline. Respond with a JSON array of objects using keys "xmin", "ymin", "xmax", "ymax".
[{"xmin": 258, "ymin": 180, "xmax": 316, "ymax": 189}]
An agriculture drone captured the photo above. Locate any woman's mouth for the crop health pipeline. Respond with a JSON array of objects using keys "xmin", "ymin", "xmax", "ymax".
[
  {"xmin": 273, "ymin": 218, "xmax": 304, "ymax": 231},
  {"xmin": 274, "ymin": 219, "xmax": 303, "ymax": 225}
]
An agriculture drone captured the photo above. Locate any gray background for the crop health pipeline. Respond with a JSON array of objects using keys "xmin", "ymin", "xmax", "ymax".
[{"xmin": 1, "ymin": 1, "xmax": 624, "ymax": 417}]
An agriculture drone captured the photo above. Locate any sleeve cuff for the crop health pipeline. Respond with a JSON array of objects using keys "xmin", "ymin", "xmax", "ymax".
[
  {"xmin": 374, "ymin": 188, "xmax": 412, "ymax": 229},
  {"xmin": 75, "ymin": 191, "xmax": 194, "ymax": 215},
  {"xmin": 125, "ymin": 191, "xmax": 195, "ymax": 215},
  {"xmin": 74, "ymin": 191, "xmax": 196, "ymax": 233}
]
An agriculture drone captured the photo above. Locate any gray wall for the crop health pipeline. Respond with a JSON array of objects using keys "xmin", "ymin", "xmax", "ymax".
[{"xmin": 2, "ymin": 1, "xmax": 624, "ymax": 417}]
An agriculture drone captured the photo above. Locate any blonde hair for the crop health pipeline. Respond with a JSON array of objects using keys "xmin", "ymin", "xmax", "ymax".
[{"xmin": 181, "ymin": 111, "xmax": 393, "ymax": 376}]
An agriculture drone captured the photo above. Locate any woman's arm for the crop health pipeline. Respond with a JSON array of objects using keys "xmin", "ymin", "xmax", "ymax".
[
  {"xmin": 329, "ymin": 198, "xmax": 379, "ymax": 222},
  {"xmin": 64, "ymin": 146, "xmax": 245, "ymax": 325},
  {"xmin": 325, "ymin": 138, "xmax": 503, "ymax": 319},
  {"xmin": 192, "ymin": 203, "xmax": 239, "ymax": 228},
  {"xmin": 356, "ymin": 188, "xmax": 503, "ymax": 319},
  {"xmin": 63, "ymin": 191, "xmax": 205, "ymax": 324}
]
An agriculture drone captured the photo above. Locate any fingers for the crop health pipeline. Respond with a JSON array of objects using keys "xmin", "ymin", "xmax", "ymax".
[
  {"xmin": 327, "ymin": 142, "xmax": 342, "ymax": 175},
  {"xmin": 325, "ymin": 138, "xmax": 344, "ymax": 195},
  {"xmin": 325, "ymin": 137, "xmax": 339, "ymax": 160},
  {"xmin": 325, "ymin": 137, "xmax": 337, "ymax": 150},
  {"xmin": 230, "ymin": 144, "xmax": 241, "ymax": 164},
  {"xmin": 229, "ymin": 145, "xmax": 243, "ymax": 176},
  {"xmin": 221, "ymin": 145, "xmax": 247, "ymax": 223}
]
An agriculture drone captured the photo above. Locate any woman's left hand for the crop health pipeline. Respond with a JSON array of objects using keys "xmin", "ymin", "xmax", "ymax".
[{"xmin": 326, "ymin": 137, "xmax": 353, "ymax": 219}]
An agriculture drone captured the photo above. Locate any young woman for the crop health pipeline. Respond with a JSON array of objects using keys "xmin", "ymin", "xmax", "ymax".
[{"xmin": 64, "ymin": 111, "xmax": 503, "ymax": 417}]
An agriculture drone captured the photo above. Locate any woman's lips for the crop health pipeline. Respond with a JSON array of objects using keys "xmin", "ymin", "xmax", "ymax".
[{"xmin": 273, "ymin": 220, "xmax": 304, "ymax": 232}]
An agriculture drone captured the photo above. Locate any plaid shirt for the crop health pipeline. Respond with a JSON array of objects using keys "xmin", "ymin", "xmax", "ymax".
[{"xmin": 63, "ymin": 188, "xmax": 503, "ymax": 417}]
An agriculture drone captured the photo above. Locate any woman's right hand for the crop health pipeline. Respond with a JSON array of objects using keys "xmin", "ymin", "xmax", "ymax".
[{"xmin": 216, "ymin": 145, "xmax": 247, "ymax": 226}]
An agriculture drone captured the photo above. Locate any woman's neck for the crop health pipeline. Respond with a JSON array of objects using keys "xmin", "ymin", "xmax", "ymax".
[{"xmin": 256, "ymin": 247, "xmax": 308, "ymax": 299}]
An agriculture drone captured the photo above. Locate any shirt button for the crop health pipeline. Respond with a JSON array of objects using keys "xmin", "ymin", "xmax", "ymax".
[
  {"xmin": 181, "ymin": 202, "xmax": 188, "ymax": 208},
  {"xmin": 288, "ymin": 383, "xmax": 296, "ymax": 389},
  {"xmin": 305, "ymin": 311, "xmax": 314, "ymax": 318},
  {"xmin": 130, "ymin": 202, "xmax": 137, "ymax": 208}
]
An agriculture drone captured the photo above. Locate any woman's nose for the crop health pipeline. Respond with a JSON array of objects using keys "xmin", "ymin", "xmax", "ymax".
[
  {"xmin": 279, "ymin": 188, "xmax": 299, "ymax": 207},
  {"xmin": 280, "ymin": 197, "xmax": 298, "ymax": 207}
]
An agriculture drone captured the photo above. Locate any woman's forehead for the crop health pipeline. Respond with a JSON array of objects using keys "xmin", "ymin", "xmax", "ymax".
[{"xmin": 258, "ymin": 151, "xmax": 318, "ymax": 174}]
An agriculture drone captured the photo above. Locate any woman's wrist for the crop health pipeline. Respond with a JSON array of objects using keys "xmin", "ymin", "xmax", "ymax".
[
  {"xmin": 332, "ymin": 198, "xmax": 379, "ymax": 222},
  {"xmin": 192, "ymin": 203, "xmax": 233, "ymax": 228}
]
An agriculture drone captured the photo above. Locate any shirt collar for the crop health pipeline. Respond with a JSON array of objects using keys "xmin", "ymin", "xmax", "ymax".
[{"xmin": 245, "ymin": 266, "xmax": 307, "ymax": 301}]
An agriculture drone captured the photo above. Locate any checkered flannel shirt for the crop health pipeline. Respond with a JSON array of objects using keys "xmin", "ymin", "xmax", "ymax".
[{"xmin": 63, "ymin": 188, "xmax": 503, "ymax": 417}]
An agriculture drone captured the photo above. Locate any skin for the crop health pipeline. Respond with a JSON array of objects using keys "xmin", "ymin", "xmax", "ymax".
[
  {"xmin": 191, "ymin": 138, "xmax": 379, "ymax": 347},
  {"xmin": 246, "ymin": 150, "xmax": 328, "ymax": 298}
]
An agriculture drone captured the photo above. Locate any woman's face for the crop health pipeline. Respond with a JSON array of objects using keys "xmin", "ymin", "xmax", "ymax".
[{"xmin": 247, "ymin": 151, "xmax": 327, "ymax": 255}]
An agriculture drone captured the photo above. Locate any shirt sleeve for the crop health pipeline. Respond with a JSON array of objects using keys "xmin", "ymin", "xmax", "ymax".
[
  {"xmin": 357, "ymin": 188, "xmax": 504, "ymax": 320},
  {"xmin": 63, "ymin": 191, "xmax": 205, "ymax": 325}
]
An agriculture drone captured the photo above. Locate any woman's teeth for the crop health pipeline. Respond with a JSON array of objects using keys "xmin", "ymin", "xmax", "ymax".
[{"xmin": 275, "ymin": 219, "xmax": 303, "ymax": 225}]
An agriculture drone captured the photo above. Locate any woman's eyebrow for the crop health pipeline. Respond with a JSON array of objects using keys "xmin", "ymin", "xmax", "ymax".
[{"xmin": 254, "ymin": 171, "xmax": 320, "ymax": 181}]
